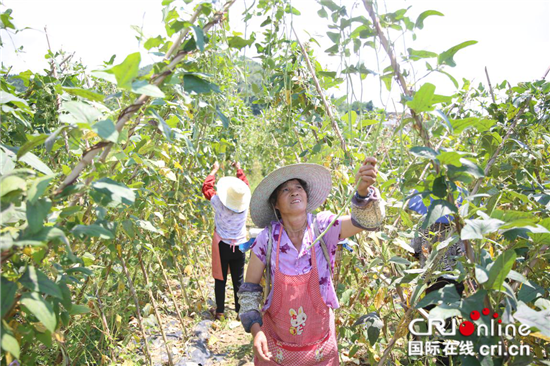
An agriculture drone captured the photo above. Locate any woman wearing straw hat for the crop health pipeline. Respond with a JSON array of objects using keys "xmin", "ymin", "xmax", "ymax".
[
  {"xmin": 202, "ymin": 161, "xmax": 252, "ymax": 320},
  {"xmin": 238, "ymin": 158, "xmax": 384, "ymax": 365}
]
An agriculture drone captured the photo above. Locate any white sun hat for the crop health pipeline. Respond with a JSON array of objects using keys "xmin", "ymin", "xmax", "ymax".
[
  {"xmin": 216, "ymin": 177, "xmax": 251, "ymax": 213},
  {"xmin": 250, "ymin": 163, "xmax": 332, "ymax": 227}
]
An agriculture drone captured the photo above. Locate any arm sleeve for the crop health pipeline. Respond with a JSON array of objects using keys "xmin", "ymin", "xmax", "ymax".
[
  {"xmin": 202, "ymin": 174, "xmax": 216, "ymax": 200},
  {"xmin": 236, "ymin": 169, "xmax": 250, "ymax": 187}
]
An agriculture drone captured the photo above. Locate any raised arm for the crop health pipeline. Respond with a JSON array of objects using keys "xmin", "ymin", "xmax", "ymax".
[
  {"xmin": 339, "ymin": 157, "xmax": 384, "ymax": 239},
  {"xmin": 202, "ymin": 162, "xmax": 219, "ymax": 201},
  {"xmin": 232, "ymin": 161, "xmax": 250, "ymax": 186}
]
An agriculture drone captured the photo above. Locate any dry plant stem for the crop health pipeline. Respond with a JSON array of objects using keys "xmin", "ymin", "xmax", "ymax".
[
  {"xmin": 57, "ymin": 0, "xmax": 236, "ymax": 192},
  {"xmin": 152, "ymin": 249, "xmax": 189, "ymax": 338},
  {"xmin": 138, "ymin": 252, "xmax": 175, "ymax": 366},
  {"xmin": 292, "ymin": 27, "xmax": 348, "ymax": 154},
  {"xmin": 173, "ymin": 259, "xmax": 191, "ymax": 310},
  {"xmin": 164, "ymin": 6, "xmax": 204, "ymax": 60},
  {"xmin": 377, "ymin": 307, "xmax": 413, "ymax": 366},
  {"xmin": 119, "ymin": 253, "xmax": 152, "ymax": 365},
  {"xmin": 512, "ymin": 244, "xmax": 548, "ymax": 291},
  {"xmin": 543, "ymin": 65, "xmax": 550, "ymax": 79},
  {"xmin": 485, "ymin": 66, "xmax": 496, "ymax": 103},
  {"xmin": 44, "ymin": 26, "xmax": 70, "ymax": 153},
  {"xmin": 362, "ymin": 0, "xmax": 432, "ymax": 150},
  {"xmin": 471, "ymin": 97, "xmax": 532, "ymax": 195},
  {"xmin": 95, "ymin": 289, "xmax": 115, "ymax": 358}
]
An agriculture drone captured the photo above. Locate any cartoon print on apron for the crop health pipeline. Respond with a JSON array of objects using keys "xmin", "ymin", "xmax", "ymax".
[{"xmin": 255, "ymin": 223, "xmax": 339, "ymax": 366}]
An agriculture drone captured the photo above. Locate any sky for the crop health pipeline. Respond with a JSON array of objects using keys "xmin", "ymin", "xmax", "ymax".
[{"xmin": 1, "ymin": 0, "xmax": 549, "ymax": 106}]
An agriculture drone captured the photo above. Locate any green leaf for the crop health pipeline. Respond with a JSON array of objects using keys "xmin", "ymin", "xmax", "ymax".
[
  {"xmin": 135, "ymin": 219, "xmax": 163, "ymax": 234},
  {"xmin": 108, "ymin": 52, "xmax": 141, "ymax": 90},
  {"xmin": 0, "ymin": 149, "xmax": 15, "ymax": 175},
  {"xmin": 437, "ymin": 151, "xmax": 463, "ymax": 166},
  {"xmin": 318, "ymin": 8, "xmax": 328, "ymax": 18},
  {"xmin": 20, "ymin": 292, "xmax": 57, "ymax": 333},
  {"xmin": 432, "ymin": 175, "xmax": 447, "ymax": 198},
  {"xmin": 151, "ymin": 109, "xmax": 172, "ymax": 141},
  {"xmin": 410, "ymin": 146, "xmax": 438, "ymax": 160},
  {"xmin": 16, "ymin": 134, "xmax": 49, "ymax": 160},
  {"xmin": 461, "ymin": 218, "xmax": 504, "ymax": 240},
  {"xmin": 68, "ymin": 304, "xmax": 91, "ymax": 315},
  {"xmin": 485, "ymin": 250, "xmax": 517, "ymax": 290},
  {"xmin": 518, "ymin": 280, "xmax": 544, "ymax": 303},
  {"xmin": 26, "ymin": 198, "xmax": 51, "ymax": 234},
  {"xmin": 340, "ymin": 288, "xmax": 353, "ymax": 306},
  {"xmin": 341, "ymin": 111, "xmax": 357, "ymax": 126},
  {"xmin": 320, "ymin": 0, "xmax": 340, "ymax": 12},
  {"xmin": 0, "ymin": 90, "xmax": 29, "ymax": 110},
  {"xmin": 61, "ymin": 101, "xmax": 103, "ymax": 124},
  {"xmin": 327, "ymin": 31, "xmax": 340, "ymax": 43},
  {"xmin": 144, "ymin": 35, "xmax": 164, "ymax": 50},
  {"xmin": 190, "ymin": 25, "xmax": 205, "ymax": 51},
  {"xmin": 0, "ymin": 175, "xmax": 26, "ymax": 198},
  {"xmin": 182, "ymin": 74, "xmax": 220, "ymax": 94},
  {"xmin": 514, "ymin": 302, "xmax": 550, "ymax": 337},
  {"xmin": 61, "ymin": 87, "xmax": 105, "ymax": 102},
  {"xmin": 1, "ymin": 327, "xmax": 20, "ymax": 359},
  {"xmin": 448, "ymin": 158, "xmax": 484, "ymax": 179},
  {"xmin": 216, "ymin": 108, "xmax": 229, "ymax": 129},
  {"xmin": 227, "ymin": 35, "xmax": 255, "ymax": 50},
  {"xmin": 407, "ymin": 48, "xmax": 438, "ymax": 61},
  {"xmin": 27, "ymin": 175, "xmax": 55, "ymax": 204},
  {"xmin": 406, "ymin": 83, "xmax": 436, "ymax": 112},
  {"xmin": 284, "ymin": 4, "xmax": 300, "ymax": 15},
  {"xmin": 422, "ymin": 200, "xmax": 457, "ymax": 229},
  {"xmin": 451, "ymin": 117, "xmax": 496, "ymax": 133},
  {"xmin": 131, "ymin": 80, "xmax": 165, "ymax": 98},
  {"xmin": 19, "ymin": 152, "xmax": 54, "ymax": 175},
  {"xmin": 19, "ymin": 266, "xmax": 62, "ymax": 299},
  {"xmin": 415, "ymin": 10, "xmax": 443, "ymax": 29},
  {"xmin": 1, "ymin": 277, "xmax": 17, "ymax": 317},
  {"xmin": 91, "ymin": 178, "xmax": 135, "ymax": 207},
  {"xmin": 416, "ymin": 284, "xmax": 461, "ymax": 309},
  {"xmin": 91, "ymin": 119, "xmax": 119, "ymax": 143},
  {"xmin": 354, "ymin": 312, "xmax": 383, "ymax": 346},
  {"xmin": 71, "ymin": 224, "xmax": 114, "ymax": 239},
  {"xmin": 438, "ymin": 40, "xmax": 478, "ymax": 67}
]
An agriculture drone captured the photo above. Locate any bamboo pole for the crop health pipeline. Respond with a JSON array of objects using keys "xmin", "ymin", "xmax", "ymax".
[
  {"xmin": 119, "ymin": 253, "xmax": 152, "ymax": 365},
  {"xmin": 138, "ymin": 252, "xmax": 175, "ymax": 366}
]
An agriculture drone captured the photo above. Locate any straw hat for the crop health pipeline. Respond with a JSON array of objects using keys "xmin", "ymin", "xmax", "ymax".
[
  {"xmin": 217, "ymin": 177, "xmax": 251, "ymax": 213},
  {"xmin": 250, "ymin": 164, "xmax": 332, "ymax": 227}
]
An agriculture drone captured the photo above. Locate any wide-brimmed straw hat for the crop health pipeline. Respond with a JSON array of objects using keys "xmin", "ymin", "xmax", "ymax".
[
  {"xmin": 217, "ymin": 177, "xmax": 251, "ymax": 213},
  {"xmin": 250, "ymin": 164, "xmax": 332, "ymax": 227}
]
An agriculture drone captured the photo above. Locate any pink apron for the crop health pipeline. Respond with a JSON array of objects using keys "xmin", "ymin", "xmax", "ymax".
[{"xmin": 256, "ymin": 226, "xmax": 339, "ymax": 365}]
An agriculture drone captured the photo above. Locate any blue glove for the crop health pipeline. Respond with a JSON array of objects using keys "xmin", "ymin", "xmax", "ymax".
[{"xmin": 239, "ymin": 238, "xmax": 255, "ymax": 253}]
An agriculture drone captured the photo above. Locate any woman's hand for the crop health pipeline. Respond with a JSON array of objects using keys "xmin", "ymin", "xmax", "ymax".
[
  {"xmin": 231, "ymin": 161, "xmax": 241, "ymax": 170},
  {"xmin": 252, "ymin": 325, "xmax": 272, "ymax": 361},
  {"xmin": 356, "ymin": 156, "xmax": 378, "ymax": 197},
  {"xmin": 210, "ymin": 161, "xmax": 220, "ymax": 175}
]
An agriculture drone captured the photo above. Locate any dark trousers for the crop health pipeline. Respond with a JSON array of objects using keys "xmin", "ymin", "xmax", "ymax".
[{"xmin": 215, "ymin": 241, "xmax": 246, "ymax": 314}]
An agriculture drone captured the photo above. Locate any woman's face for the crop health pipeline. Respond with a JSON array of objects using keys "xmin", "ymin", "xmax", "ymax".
[{"xmin": 274, "ymin": 179, "xmax": 308, "ymax": 217}]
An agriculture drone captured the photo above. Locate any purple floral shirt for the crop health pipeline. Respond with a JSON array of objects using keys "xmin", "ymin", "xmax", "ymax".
[{"xmin": 251, "ymin": 211, "xmax": 341, "ymax": 311}]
